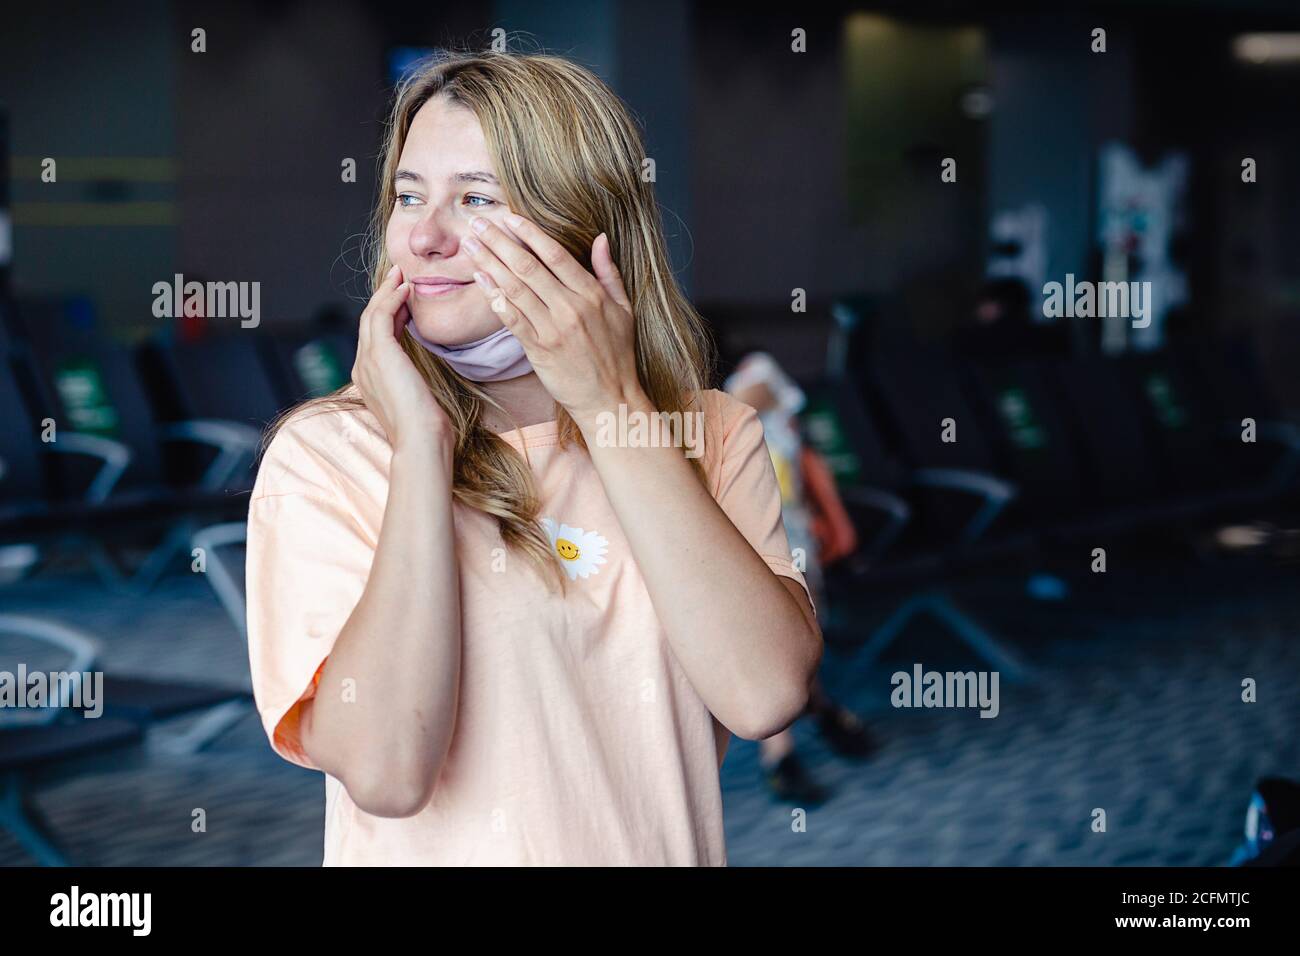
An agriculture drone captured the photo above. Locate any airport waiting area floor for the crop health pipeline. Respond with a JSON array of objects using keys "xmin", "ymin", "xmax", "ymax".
[{"xmin": 2, "ymin": 548, "xmax": 1298, "ymax": 866}]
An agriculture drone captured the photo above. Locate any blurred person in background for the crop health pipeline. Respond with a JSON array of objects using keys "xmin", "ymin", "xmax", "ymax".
[{"xmin": 727, "ymin": 352, "xmax": 880, "ymax": 805}]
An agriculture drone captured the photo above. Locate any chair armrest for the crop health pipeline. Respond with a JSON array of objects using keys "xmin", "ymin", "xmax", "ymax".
[
  {"xmin": 910, "ymin": 467, "xmax": 1019, "ymax": 545},
  {"xmin": 0, "ymin": 614, "xmax": 101, "ymax": 727},
  {"xmin": 839, "ymin": 485, "xmax": 912, "ymax": 560},
  {"xmin": 1259, "ymin": 422, "xmax": 1300, "ymax": 489},
  {"xmin": 47, "ymin": 433, "xmax": 133, "ymax": 504},
  {"xmin": 191, "ymin": 522, "xmax": 249, "ymax": 639},
  {"xmin": 1223, "ymin": 420, "xmax": 1300, "ymax": 491},
  {"xmin": 159, "ymin": 419, "xmax": 262, "ymax": 490}
]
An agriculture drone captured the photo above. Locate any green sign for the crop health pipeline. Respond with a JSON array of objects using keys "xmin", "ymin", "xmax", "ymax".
[
  {"xmin": 54, "ymin": 358, "xmax": 120, "ymax": 437},
  {"xmin": 1144, "ymin": 373, "xmax": 1188, "ymax": 429},
  {"xmin": 801, "ymin": 395, "xmax": 862, "ymax": 486},
  {"xmin": 294, "ymin": 341, "xmax": 347, "ymax": 397},
  {"xmin": 997, "ymin": 386, "xmax": 1047, "ymax": 450}
]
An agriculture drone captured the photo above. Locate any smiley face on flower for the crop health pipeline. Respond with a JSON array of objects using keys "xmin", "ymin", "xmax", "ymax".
[{"xmin": 541, "ymin": 518, "xmax": 609, "ymax": 580}]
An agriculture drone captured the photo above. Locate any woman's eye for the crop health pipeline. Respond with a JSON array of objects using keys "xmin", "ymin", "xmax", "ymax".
[
  {"xmin": 465, "ymin": 194, "xmax": 496, "ymax": 208},
  {"xmin": 396, "ymin": 193, "xmax": 422, "ymax": 207}
]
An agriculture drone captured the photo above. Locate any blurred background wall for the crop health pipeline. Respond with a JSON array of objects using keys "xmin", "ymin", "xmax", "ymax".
[{"xmin": 4, "ymin": 2, "xmax": 1299, "ymax": 397}]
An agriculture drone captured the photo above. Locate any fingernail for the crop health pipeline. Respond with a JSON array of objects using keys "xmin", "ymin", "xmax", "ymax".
[
  {"xmin": 504, "ymin": 212, "xmax": 523, "ymax": 228},
  {"xmin": 387, "ymin": 264, "xmax": 399, "ymax": 278},
  {"xmin": 470, "ymin": 217, "xmax": 488, "ymax": 234},
  {"xmin": 473, "ymin": 271, "xmax": 491, "ymax": 290},
  {"xmin": 463, "ymin": 236, "xmax": 481, "ymax": 253}
]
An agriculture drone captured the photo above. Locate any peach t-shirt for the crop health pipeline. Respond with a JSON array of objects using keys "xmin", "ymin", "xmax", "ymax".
[{"xmin": 245, "ymin": 387, "xmax": 811, "ymax": 866}]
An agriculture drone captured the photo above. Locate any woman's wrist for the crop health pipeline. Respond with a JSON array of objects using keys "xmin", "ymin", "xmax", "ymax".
[
  {"xmin": 392, "ymin": 429, "xmax": 455, "ymax": 479},
  {"xmin": 569, "ymin": 385, "xmax": 655, "ymax": 441}
]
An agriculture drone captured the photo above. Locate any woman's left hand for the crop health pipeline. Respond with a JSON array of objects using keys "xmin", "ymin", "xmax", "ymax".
[{"xmin": 462, "ymin": 212, "xmax": 646, "ymax": 428}]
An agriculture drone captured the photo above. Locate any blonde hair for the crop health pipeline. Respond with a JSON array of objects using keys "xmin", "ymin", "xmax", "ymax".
[{"xmin": 260, "ymin": 44, "xmax": 715, "ymax": 589}]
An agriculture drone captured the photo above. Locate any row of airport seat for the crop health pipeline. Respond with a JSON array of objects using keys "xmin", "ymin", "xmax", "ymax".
[
  {"xmin": 804, "ymin": 339, "xmax": 1298, "ymax": 559},
  {"xmin": 795, "ymin": 328, "xmax": 1298, "ymax": 677},
  {"xmin": 4, "ymin": 295, "xmax": 1297, "ymax": 862},
  {"xmin": 1, "ymin": 303, "xmax": 356, "ymax": 559},
  {"xmin": 0, "ymin": 299, "xmax": 355, "ymax": 864}
]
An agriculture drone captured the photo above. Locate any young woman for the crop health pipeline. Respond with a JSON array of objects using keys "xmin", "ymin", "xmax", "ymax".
[{"xmin": 245, "ymin": 48, "xmax": 821, "ymax": 866}]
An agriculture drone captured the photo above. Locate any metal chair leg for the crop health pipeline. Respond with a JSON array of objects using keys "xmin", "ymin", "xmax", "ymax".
[
  {"xmin": 147, "ymin": 700, "xmax": 252, "ymax": 757},
  {"xmin": 925, "ymin": 592, "xmax": 1036, "ymax": 683},
  {"xmin": 0, "ymin": 772, "xmax": 69, "ymax": 867},
  {"xmin": 853, "ymin": 589, "xmax": 1037, "ymax": 684},
  {"xmin": 80, "ymin": 518, "xmax": 197, "ymax": 597}
]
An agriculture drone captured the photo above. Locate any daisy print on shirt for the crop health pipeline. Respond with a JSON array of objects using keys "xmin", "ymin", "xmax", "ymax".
[{"xmin": 541, "ymin": 518, "xmax": 609, "ymax": 581}]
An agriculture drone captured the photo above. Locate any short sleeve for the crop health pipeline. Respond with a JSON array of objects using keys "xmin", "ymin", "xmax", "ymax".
[
  {"xmin": 708, "ymin": 391, "xmax": 816, "ymax": 616},
  {"xmin": 245, "ymin": 424, "xmax": 377, "ymax": 771}
]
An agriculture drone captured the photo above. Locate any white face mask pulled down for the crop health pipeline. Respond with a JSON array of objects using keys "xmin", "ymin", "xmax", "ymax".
[{"xmin": 406, "ymin": 320, "xmax": 534, "ymax": 382}]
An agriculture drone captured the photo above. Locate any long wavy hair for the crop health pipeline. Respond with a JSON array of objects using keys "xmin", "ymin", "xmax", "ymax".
[{"xmin": 259, "ymin": 45, "xmax": 715, "ymax": 589}]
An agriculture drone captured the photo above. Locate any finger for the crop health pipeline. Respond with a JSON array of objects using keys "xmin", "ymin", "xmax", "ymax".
[
  {"xmin": 392, "ymin": 299, "xmax": 411, "ymax": 340},
  {"xmin": 374, "ymin": 279, "xmax": 412, "ymax": 328},
  {"xmin": 378, "ymin": 261, "xmax": 402, "ymax": 291},
  {"xmin": 360, "ymin": 263, "xmax": 400, "ymax": 354},
  {"xmin": 591, "ymin": 232, "xmax": 632, "ymax": 312},
  {"xmin": 500, "ymin": 212, "xmax": 604, "ymax": 300},
  {"xmin": 473, "ymin": 270, "xmax": 537, "ymax": 346},
  {"xmin": 464, "ymin": 234, "xmax": 553, "ymax": 337},
  {"xmin": 385, "ymin": 284, "xmax": 412, "ymax": 344},
  {"xmin": 467, "ymin": 217, "xmax": 573, "ymax": 311},
  {"xmin": 363, "ymin": 283, "xmax": 410, "ymax": 361}
]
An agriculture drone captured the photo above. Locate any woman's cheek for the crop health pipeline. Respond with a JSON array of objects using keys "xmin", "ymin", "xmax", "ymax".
[{"xmin": 384, "ymin": 215, "xmax": 405, "ymax": 266}]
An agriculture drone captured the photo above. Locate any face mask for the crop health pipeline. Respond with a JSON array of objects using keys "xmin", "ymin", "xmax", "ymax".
[{"xmin": 405, "ymin": 320, "xmax": 534, "ymax": 383}]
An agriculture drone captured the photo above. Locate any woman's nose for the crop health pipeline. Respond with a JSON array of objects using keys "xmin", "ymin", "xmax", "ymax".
[{"xmin": 408, "ymin": 207, "xmax": 467, "ymax": 257}]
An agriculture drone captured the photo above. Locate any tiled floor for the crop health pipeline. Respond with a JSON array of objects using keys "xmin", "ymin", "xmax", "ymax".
[{"xmin": 2, "ymin": 551, "xmax": 1296, "ymax": 866}]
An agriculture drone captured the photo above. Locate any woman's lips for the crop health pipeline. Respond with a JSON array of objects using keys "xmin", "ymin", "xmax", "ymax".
[{"xmin": 411, "ymin": 280, "xmax": 472, "ymax": 296}]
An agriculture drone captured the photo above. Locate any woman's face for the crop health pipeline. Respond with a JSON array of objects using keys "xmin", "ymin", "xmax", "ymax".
[{"xmin": 386, "ymin": 95, "xmax": 525, "ymax": 346}]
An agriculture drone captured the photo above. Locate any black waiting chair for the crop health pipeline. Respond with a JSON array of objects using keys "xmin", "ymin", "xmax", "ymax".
[
  {"xmin": 0, "ymin": 612, "xmax": 255, "ymax": 864},
  {"xmin": 190, "ymin": 521, "xmax": 249, "ymax": 641},
  {"xmin": 0, "ymin": 615, "xmax": 143, "ymax": 865},
  {"xmin": 798, "ymin": 372, "xmax": 1038, "ymax": 684},
  {"xmin": 4, "ymin": 301, "xmax": 257, "ymax": 588},
  {"xmin": 135, "ymin": 334, "xmax": 287, "ymax": 495},
  {"xmin": 12, "ymin": 339, "xmax": 253, "ymax": 592},
  {"xmin": 260, "ymin": 329, "xmax": 357, "ymax": 406},
  {"xmin": 862, "ymin": 347, "xmax": 1029, "ymax": 555}
]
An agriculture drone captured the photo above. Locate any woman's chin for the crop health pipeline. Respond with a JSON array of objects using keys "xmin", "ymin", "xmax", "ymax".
[{"xmin": 408, "ymin": 311, "xmax": 503, "ymax": 348}]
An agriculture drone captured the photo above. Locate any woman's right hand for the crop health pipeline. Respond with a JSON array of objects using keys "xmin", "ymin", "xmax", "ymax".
[{"xmin": 352, "ymin": 264, "xmax": 453, "ymax": 454}]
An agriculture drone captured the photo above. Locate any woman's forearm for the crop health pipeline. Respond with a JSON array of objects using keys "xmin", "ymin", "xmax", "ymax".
[
  {"xmin": 576, "ymin": 393, "xmax": 822, "ymax": 741},
  {"xmin": 452, "ymin": 212, "xmax": 820, "ymax": 736},
  {"xmin": 299, "ymin": 435, "xmax": 462, "ymax": 816}
]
